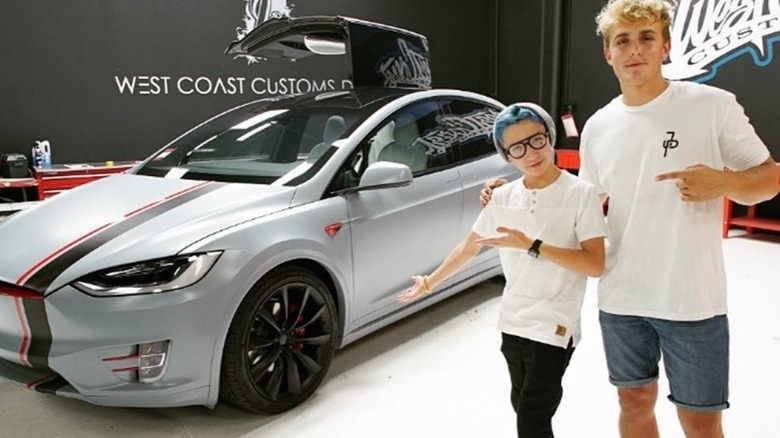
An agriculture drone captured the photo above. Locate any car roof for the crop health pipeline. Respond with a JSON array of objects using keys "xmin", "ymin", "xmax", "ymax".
[{"xmin": 255, "ymin": 87, "xmax": 416, "ymax": 112}]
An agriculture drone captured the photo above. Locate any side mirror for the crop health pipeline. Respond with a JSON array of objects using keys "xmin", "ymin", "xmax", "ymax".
[
  {"xmin": 360, "ymin": 161, "xmax": 414, "ymax": 189},
  {"xmin": 336, "ymin": 162, "xmax": 413, "ymax": 195}
]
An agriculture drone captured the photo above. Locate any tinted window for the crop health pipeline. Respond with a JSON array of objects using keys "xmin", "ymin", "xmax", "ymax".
[
  {"xmin": 134, "ymin": 90, "xmax": 407, "ymax": 186},
  {"xmin": 370, "ymin": 100, "xmax": 449, "ymax": 173},
  {"xmin": 440, "ymin": 99, "xmax": 500, "ymax": 163},
  {"xmin": 327, "ymin": 99, "xmax": 448, "ymax": 193}
]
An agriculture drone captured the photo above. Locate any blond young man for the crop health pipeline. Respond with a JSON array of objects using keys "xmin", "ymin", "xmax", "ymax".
[{"xmin": 584, "ymin": 1, "xmax": 778, "ymax": 437}]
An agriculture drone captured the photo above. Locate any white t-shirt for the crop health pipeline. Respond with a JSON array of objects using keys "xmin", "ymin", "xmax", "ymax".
[
  {"xmin": 579, "ymin": 81, "xmax": 770, "ymax": 320},
  {"xmin": 472, "ymin": 171, "xmax": 606, "ymax": 348}
]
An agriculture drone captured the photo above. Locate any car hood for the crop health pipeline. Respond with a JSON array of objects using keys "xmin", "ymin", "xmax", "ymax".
[{"xmin": 0, "ymin": 174, "xmax": 295, "ymax": 294}]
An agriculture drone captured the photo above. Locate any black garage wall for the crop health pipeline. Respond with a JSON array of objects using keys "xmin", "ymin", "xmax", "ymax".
[
  {"xmin": 0, "ymin": 0, "xmax": 496, "ymax": 164},
  {"xmin": 2, "ymin": 1, "xmax": 778, "ymax": 215},
  {"xmin": 496, "ymin": 0, "xmax": 563, "ymax": 115}
]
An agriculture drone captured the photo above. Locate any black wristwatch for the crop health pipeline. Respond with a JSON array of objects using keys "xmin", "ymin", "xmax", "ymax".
[{"xmin": 528, "ymin": 239, "xmax": 543, "ymax": 258}]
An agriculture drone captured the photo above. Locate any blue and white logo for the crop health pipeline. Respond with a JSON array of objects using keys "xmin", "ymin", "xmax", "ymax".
[{"xmin": 663, "ymin": 0, "xmax": 780, "ymax": 82}]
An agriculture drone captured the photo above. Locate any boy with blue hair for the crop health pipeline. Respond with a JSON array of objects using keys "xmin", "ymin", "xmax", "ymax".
[{"xmin": 399, "ymin": 102, "xmax": 606, "ymax": 437}]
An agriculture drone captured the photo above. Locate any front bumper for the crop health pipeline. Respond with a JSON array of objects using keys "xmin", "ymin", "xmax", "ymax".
[{"xmin": 0, "ymin": 250, "xmax": 250, "ymax": 408}]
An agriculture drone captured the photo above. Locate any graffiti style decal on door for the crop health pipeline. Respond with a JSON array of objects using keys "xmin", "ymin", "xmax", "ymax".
[{"xmin": 663, "ymin": 0, "xmax": 780, "ymax": 82}]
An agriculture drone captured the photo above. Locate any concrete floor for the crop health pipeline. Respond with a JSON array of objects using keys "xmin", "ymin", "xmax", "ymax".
[{"xmin": 0, "ymin": 232, "xmax": 778, "ymax": 437}]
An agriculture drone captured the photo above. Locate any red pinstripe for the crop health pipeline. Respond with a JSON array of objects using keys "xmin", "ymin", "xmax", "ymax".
[
  {"xmin": 25, "ymin": 373, "xmax": 59, "ymax": 390},
  {"xmin": 13, "ymin": 297, "xmax": 31, "ymax": 367},
  {"xmin": 10, "ymin": 180, "xmax": 213, "ymax": 369},
  {"xmin": 15, "ymin": 181, "xmax": 213, "ymax": 286},
  {"xmin": 15, "ymin": 223, "xmax": 112, "ymax": 286}
]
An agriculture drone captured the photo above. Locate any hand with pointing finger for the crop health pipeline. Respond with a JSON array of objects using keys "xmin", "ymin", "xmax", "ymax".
[{"xmin": 655, "ymin": 164, "xmax": 726, "ymax": 202}]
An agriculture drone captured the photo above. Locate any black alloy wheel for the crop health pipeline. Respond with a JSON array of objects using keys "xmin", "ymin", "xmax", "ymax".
[{"xmin": 220, "ymin": 267, "xmax": 338, "ymax": 413}]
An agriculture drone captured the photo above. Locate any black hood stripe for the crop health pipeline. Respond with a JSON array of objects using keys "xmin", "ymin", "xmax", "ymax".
[
  {"xmin": 20, "ymin": 182, "xmax": 223, "ymax": 293},
  {"xmin": 22, "ymin": 299, "xmax": 51, "ymax": 369},
  {"xmin": 29, "ymin": 374, "xmax": 69, "ymax": 394},
  {"xmin": 285, "ymin": 147, "xmax": 336, "ymax": 187},
  {"xmin": 12, "ymin": 181, "xmax": 222, "ymax": 372}
]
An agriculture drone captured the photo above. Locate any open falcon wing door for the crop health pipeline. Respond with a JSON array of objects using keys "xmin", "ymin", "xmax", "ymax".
[{"xmin": 226, "ymin": 15, "xmax": 432, "ymax": 90}]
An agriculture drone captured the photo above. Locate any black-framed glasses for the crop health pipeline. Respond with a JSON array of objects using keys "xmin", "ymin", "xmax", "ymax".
[{"xmin": 503, "ymin": 132, "xmax": 549, "ymax": 159}]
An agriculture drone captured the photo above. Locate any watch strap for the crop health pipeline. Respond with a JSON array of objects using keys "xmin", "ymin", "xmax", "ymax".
[{"xmin": 528, "ymin": 239, "xmax": 542, "ymax": 258}]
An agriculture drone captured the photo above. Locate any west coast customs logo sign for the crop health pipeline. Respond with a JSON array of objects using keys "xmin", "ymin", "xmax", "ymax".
[
  {"xmin": 663, "ymin": 0, "xmax": 780, "ymax": 81},
  {"xmin": 114, "ymin": 1, "xmax": 350, "ymax": 97},
  {"xmin": 114, "ymin": 1, "xmax": 431, "ymax": 96}
]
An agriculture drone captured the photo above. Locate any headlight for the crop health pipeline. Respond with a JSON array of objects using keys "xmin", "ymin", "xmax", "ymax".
[{"xmin": 72, "ymin": 252, "xmax": 222, "ymax": 297}]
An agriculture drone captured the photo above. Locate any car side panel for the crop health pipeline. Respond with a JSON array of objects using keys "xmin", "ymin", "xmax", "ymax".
[{"xmin": 346, "ymin": 168, "xmax": 464, "ymax": 328}]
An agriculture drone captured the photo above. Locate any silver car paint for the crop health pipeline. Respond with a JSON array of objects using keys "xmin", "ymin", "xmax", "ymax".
[{"xmin": 0, "ymin": 89, "xmax": 516, "ymax": 409}]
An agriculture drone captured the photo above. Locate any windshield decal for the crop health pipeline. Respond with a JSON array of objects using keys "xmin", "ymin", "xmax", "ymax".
[{"xmin": 663, "ymin": 0, "xmax": 780, "ymax": 82}]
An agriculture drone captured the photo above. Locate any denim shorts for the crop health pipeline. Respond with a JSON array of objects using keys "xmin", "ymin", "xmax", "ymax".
[{"xmin": 599, "ymin": 311, "xmax": 730, "ymax": 412}]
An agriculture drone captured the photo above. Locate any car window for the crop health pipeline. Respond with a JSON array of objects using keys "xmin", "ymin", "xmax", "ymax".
[
  {"xmin": 369, "ymin": 100, "xmax": 449, "ymax": 174},
  {"xmin": 136, "ymin": 106, "xmax": 360, "ymax": 185},
  {"xmin": 327, "ymin": 100, "xmax": 449, "ymax": 194},
  {"xmin": 439, "ymin": 99, "xmax": 501, "ymax": 163}
]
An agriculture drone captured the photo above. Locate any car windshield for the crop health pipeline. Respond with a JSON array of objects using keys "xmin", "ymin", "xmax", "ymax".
[{"xmin": 134, "ymin": 91, "xmax": 395, "ymax": 185}]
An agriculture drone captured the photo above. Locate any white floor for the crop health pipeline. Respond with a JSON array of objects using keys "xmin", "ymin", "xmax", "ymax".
[{"xmin": 0, "ymin": 233, "xmax": 778, "ymax": 437}]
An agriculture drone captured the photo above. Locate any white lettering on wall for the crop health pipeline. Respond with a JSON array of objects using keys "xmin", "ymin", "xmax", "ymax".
[
  {"xmin": 114, "ymin": 76, "xmax": 348, "ymax": 96},
  {"xmin": 664, "ymin": 0, "xmax": 780, "ymax": 81},
  {"xmin": 114, "ymin": 76, "xmax": 173, "ymax": 95}
]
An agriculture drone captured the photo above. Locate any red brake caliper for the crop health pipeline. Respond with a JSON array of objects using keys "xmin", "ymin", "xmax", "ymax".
[{"xmin": 288, "ymin": 304, "xmax": 306, "ymax": 350}]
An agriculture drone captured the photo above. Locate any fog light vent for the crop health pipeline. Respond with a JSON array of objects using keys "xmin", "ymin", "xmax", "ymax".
[{"xmin": 138, "ymin": 340, "xmax": 170, "ymax": 383}]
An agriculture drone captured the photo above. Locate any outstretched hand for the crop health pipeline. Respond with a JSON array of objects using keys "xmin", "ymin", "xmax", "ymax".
[
  {"xmin": 655, "ymin": 164, "xmax": 725, "ymax": 202},
  {"xmin": 396, "ymin": 275, "xmax": 429, "ymax": 303},
  {"xmin": 475, "ymin": 226, "xmax": 532, "ymax": 250},
  {"xmin": 480, "ymin": 178, "xmax": 509, "ymax": 207}
]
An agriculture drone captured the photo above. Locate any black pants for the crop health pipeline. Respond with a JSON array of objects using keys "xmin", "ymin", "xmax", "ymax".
[{"xmin": 500, "ymin": 333, "xmax": 575, "ymax": 438}]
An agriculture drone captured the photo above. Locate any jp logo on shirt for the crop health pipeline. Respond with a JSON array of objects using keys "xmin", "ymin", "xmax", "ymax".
[{"xmin": 662, "ymin": 131, "xmax": 679, "ymax": 157}]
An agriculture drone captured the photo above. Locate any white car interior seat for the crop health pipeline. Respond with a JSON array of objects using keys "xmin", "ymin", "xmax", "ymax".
[
  {"xmin": 367, "ymin": 120, "xmax": 395, "ymax": 164},
  {"xmin": 376, "ymin": 113, "xmax": 427, "ymax": 172},
  {"xmin": 308, "ymin": 115, "xmax": 346, "ymax": 161}
]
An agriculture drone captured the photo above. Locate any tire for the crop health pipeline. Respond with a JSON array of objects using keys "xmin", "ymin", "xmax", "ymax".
[{"xmin": 220, "ymin": 266, "xmax": 338, "ymax": 414}]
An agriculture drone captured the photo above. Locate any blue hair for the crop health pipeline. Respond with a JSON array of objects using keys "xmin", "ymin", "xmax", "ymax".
[
  {"xmin": 492, "ymin": 102, "xmax": 556, "ymax": 161},
  {"xmin": 493, "ymin": 105, "xmax": 545, "ymax": 148}
]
